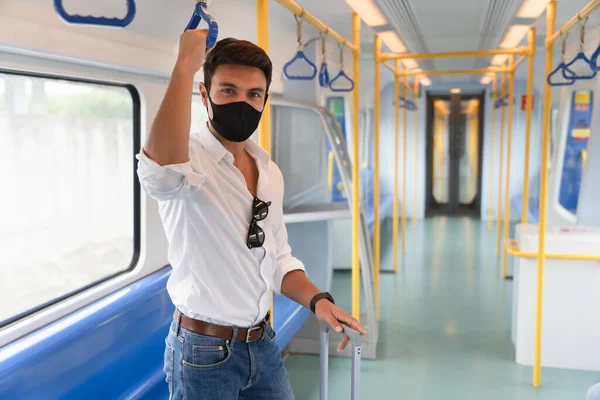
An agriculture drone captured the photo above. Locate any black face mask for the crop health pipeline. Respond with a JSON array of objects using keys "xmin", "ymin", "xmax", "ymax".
[{"xmin": 207, "ymin": 93, "xmax": 268, "ymax": 143}]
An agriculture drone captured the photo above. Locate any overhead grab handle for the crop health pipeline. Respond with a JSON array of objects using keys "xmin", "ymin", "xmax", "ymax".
[
  {"xmin": 319, "ymin": 32, "xmax": 331, "ymax": 87},
  {"xmin": 283, "ymin": 12, "xmax": 318, "ymax": 81},
  {"xmin": 185, "ymin": 1, "xmax": 219, "ymax": 49},
  {"xmin": 329, "ymin": 44, "xmax": 355, "ymax": 92},
  {"xmin": 547, "ymin": 34, "xmax": 575, "ymax": 86},
  {"xmin": 562, "ymin": 18, "xmax": 596, "ymax": 80},
  {"xmin": 54, "ymin": 0, "xmax": 136, "ymax": 27}
]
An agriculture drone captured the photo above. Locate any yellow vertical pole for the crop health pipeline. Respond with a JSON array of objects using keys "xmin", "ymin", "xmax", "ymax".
[
  {"xmin": 488, "ymin": 74, "xmax": 497, "ymax": 232},
  {"xmin": 351, "ymin": 13, "xmax": 361, "ymax": 321},
  {"xmin": 257, "ymin": 0, "xmax": 271, "ymax": 153},
  {"xmin": 502, "ymin": 55, "xmax": 515, "ymax": 279},
  {"xmin": 522, "ymin": 27, "xmax": 536, "ymax": 224},
  {"xmin": 534, "ymin": 1, "xmax": 556, "ymax": 388},
  {"xmin": 393, "ymin": 61, "xmax": 400, "ymax": 273},
  {"xmin": 496, "ymin": 68, "xmax": 506, "ymax": 258},
  {"xmin": 402, "ymin": 67, "xmax": 408, "ymax": 255},
  {"xmin": 256, "ymin": 0, "xmax": 273, "ymax": 327},
  {"xmin": 374, "ymin": 35, "xmax": 381, "ymax": 320},
  {"xmin": 413, "ymin": 79, "xmax": 419, "ymax": 229}
]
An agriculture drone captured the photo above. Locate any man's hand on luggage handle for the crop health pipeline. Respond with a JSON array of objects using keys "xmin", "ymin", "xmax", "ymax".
[{"xmin": 315, "ymin": 301, "xmax": 367, "ymax": 352}]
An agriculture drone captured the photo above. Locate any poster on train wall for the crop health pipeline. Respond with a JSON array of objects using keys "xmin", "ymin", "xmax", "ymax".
[
  {"xmin": 559, "ymin": 90, "xmax": 592, "ymax": 213},
  {"xmin": 327, "ymin": 96, "xmax": 348, "ymax": 203}
]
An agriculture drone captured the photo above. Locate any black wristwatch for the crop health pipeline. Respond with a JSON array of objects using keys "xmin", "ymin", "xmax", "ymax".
[{"xmin": 310, "ymin": 292, "xmax": 335, "ymax": 314}]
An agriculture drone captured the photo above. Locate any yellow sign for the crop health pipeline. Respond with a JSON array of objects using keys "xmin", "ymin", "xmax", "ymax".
[
  {"xmin": 575, "ymin": 91, "xmax": 591, "ymax": 104},
  {"xmin": 572, "ymin": 129, "xmax": 591, "ymax": 138}
]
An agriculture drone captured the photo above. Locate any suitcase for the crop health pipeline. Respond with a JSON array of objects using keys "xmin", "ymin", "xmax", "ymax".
[{"xmin": 319, "ymin": 322, "xmax": 362, "ymax": 400}]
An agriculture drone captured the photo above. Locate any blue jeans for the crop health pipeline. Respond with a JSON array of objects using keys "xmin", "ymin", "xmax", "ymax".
[{"xmin": 164, "ymin": 317, "xmax": 295, "ymax": 400}]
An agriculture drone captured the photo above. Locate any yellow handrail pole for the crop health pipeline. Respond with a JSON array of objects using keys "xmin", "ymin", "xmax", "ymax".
[
  {"xmin": 496, "ymin": 68, "xmax": 506, "ymax": 258},
  {"xmin": 272, "ymin": 0, "xmax": 357, "ymax": 52},
  {"xmin": 502, "ymin": 54, "xmax": 515, "ymax": 279},
  {"xmin": 380, "ymin": 47, "xmax": 530, "ymax": 61},
  {"xmin": 374, "ymin": 34, "xmax": 382, "ymax": 320},
  {"xmin": 534, "ymin": 1, "xmax": 556, "ymax": 388},
  {"xmin": 488, "ymin": 74, "xmax": 497, "ymax": 232},
  {"xmin": 402, "ymin": 66, "xmax": 408, "ymax": 255},
  {"xmin": 522, "ymin": 27, "xmax": 536, "ymax": 224},
  {"xmin": 397, "ymin": 68, "xmax": 509, "ymax": 77},
  {"xmin": 256, "ymin": 0, "xmax": 273, "ymax": 327},
  {"xmin": 351, "ymin": 12, "xmax": 361, "ymax": 321},
  {"xmin": 546, "ymin": 0, "xmax": 600, "ymax": 45},
  {"xmin": 393, "ymin": 61, "xmax": 400, "ymax": 273},
  {"xmin": 413, "ymin": 78, "xmax": 419, "ymax": 229}
]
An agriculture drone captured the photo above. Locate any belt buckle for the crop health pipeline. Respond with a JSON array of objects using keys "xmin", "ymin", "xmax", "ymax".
[{"xmin": 245, "ymin": 325, "xmax": 263, "ymax": 343}]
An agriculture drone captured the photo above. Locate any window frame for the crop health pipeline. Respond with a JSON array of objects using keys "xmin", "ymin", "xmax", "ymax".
[{"xmin": 0, "ymin": 68, "xmax": 142, "ymax": 330}]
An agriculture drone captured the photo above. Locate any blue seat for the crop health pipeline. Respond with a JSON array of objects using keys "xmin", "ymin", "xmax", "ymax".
[
  {"xmin": 361, "ymin": 167, "xmax": 397, "ymax": 234},
  {"xmin": 272, "ymin": 294, "xmax": 311, "ymax": 352},
  {"xmin": 510, "ymin": 172, "xmax": 541, "ymax": 223}
]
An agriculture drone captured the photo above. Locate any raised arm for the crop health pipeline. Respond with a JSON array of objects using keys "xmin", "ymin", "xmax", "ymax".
[{"xmin": 143, "ymin": 29, "xmax": 209, "ymax": 166}]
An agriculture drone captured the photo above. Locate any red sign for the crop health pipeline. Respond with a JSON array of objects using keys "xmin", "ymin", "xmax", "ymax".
[{"xmin": 521, "ymin": 95, "xmax": 534, "ymax": 111}]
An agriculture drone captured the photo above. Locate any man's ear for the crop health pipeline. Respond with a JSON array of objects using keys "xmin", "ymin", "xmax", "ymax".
[{"xmin": 199, "ymin": 82, "xmax": 209, "ymax": 108}]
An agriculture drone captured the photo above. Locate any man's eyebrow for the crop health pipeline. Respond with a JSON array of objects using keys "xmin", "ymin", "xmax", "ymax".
[{"xmin": 219, "ymin": 82, "xmax": 265, "ymax": 93}]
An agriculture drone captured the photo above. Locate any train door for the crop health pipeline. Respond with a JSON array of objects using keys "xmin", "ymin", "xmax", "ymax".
[{"xmin": 425, "ymin": 93, "xmax": 484, "ymax": 216}]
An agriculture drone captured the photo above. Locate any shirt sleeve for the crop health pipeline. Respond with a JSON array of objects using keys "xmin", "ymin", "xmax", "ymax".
[
  {"xmin": 136, "ymin": 148, "xmax": 206, "ymax": 201},
  {"xmin": 270, "ymin": 169, "xmax": 306, "ymax": 294}
]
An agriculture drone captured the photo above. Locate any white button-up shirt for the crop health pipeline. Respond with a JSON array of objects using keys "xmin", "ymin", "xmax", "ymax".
[{"xmin": 136, "ymin": 123, "xmax": 305, "ymax": 327}]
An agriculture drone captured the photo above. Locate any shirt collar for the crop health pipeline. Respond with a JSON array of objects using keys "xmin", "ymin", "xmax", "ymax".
[{"xmin": 197, "ymin": 122, "xmax": 270, "ymax": 172}]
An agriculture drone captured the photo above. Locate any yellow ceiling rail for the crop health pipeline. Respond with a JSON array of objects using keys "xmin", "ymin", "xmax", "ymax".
[
  {"xmin": 546, "ymin": 0, "xmax": 600, "ymax": 46},
  {"xmin": 380, "ymin": 47, "xmax": 531, "ymax": 61},
  {"xmin": 397, "ymin": 67, "xmax": 509, "ymax": 76},
  {"xmin": 273, "ymin": 0, "xmax": 358, "ymax": 54}
]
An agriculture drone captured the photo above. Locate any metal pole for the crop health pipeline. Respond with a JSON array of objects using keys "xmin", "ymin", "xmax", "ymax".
[
  {"xmin": 413, "ymin": 79, "xmax": 419, "ymax": 229},
  {"xmin": 351, "ymin": 13, "xmax": 361, "ymax": 320},
  {"xmin": 534, "ymin": 0, "xmax": 556, "ymax": 388},
  {"xmin": 393, "ymin": 61, "xmax": 400, "ymax": 273},
  {"xmin": 374, "ymin": 34, "xmax": 381, "ymax": 320},
  {"xmin": 488, "ymin": 74, "xmax": 497, "ymax": 232},
  {"xmin": 522, "ymin": 27, "xmax": 536, "ymax": 224},
  {"xmin": 502, "ymin": 55, "xmax": 515, "ymax": 279},
  {"xmin": 496, "ymin": 69, "xmax": 506, "ymax": 258},
  {"xmin": 402, "ymin": 66, "xmax": 408, "ymax": 255},
  {"xmin": 256, "ymin": 0, "xmax": 274, "ymax": 327}
]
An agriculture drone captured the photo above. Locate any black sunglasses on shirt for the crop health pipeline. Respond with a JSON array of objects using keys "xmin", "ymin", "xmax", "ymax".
[{"xmin": 247, "ymin": 197, "xmax": 271, "ymax": 249}]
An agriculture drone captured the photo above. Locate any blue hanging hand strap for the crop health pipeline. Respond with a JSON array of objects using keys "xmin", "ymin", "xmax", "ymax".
[
  {"xmin": 548, "ymin": 35, "xmax": 575, "ymax": 86},
  {"xmin": 54, "ymin": 0, "xmax": 136, "ymax": 27},
  {"xmin": 404, "ymin": 99, "xmax": 416, "ymax": 111},
  {"xmin": 319, "ymin": 32, "xmax": 330, "ymax": 87},
  {"xmin": 330, "ymin": 70, "xmax": 355, "ymax": 92},
  {"xmin": 397, "ymin": 96, "xmax": 406, "ymax": 108},
  {"xmin": 562, "ymin": 18, "xmax": 596, "ymax": 80},
  {"xmin": 319, "ymin": 62, "xmax": 330, "ymax": 87},
  {"xmin": 329, "ymin": 44, "xmax": 354, "ymax": 92},
  {"xmin": 562, "ymin": 53, "xmax": 596, "ymax": 79},
  {"xmin": 561, "ymin": 20, "xmax": 595, "ymax": 80},
  {"xmin": 283, "ymin": 13, "xmax": 318, "ymax": 81},
  {"xmin": 548, "ymin": 63, "xmax": 576, "ymax": 86},
  {"xmin": 185, "ymin": 1, "xmax": 219, "ymax": 49},
  {"xmin": 284, "ymin": 52, "xmax": 318, "ymax": 80}
]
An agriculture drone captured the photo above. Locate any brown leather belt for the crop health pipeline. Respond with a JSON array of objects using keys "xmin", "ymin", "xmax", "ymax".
[{"xmin": 174, "ymin": 310, "xmax": 269, "ymax": 343}]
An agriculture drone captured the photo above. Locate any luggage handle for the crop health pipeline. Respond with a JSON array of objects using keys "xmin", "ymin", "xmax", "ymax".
[{"xmin": 319, "ymin": 322, "xmax": 362, "ymax": 400}]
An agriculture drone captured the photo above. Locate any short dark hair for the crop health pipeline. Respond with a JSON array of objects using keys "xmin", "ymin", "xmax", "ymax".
[{"xmin": 203, "ymin": 38, "xmax": 272, "ymax": 92}]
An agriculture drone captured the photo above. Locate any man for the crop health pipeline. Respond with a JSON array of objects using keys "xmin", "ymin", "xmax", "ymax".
[{"xmin": 136, "ymin": 29, "xmax": 366, "ymax": 399}]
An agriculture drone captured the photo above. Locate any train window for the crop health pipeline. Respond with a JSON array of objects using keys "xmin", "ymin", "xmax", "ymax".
[{"xmin": 0, "ymin": 71, "xmax": 140, "ymax": 328}]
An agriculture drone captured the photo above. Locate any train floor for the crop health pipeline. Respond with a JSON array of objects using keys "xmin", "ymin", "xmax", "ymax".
[{"xmin": 284, "ymin": 217, "xmax": 600, "ymax": 400}]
